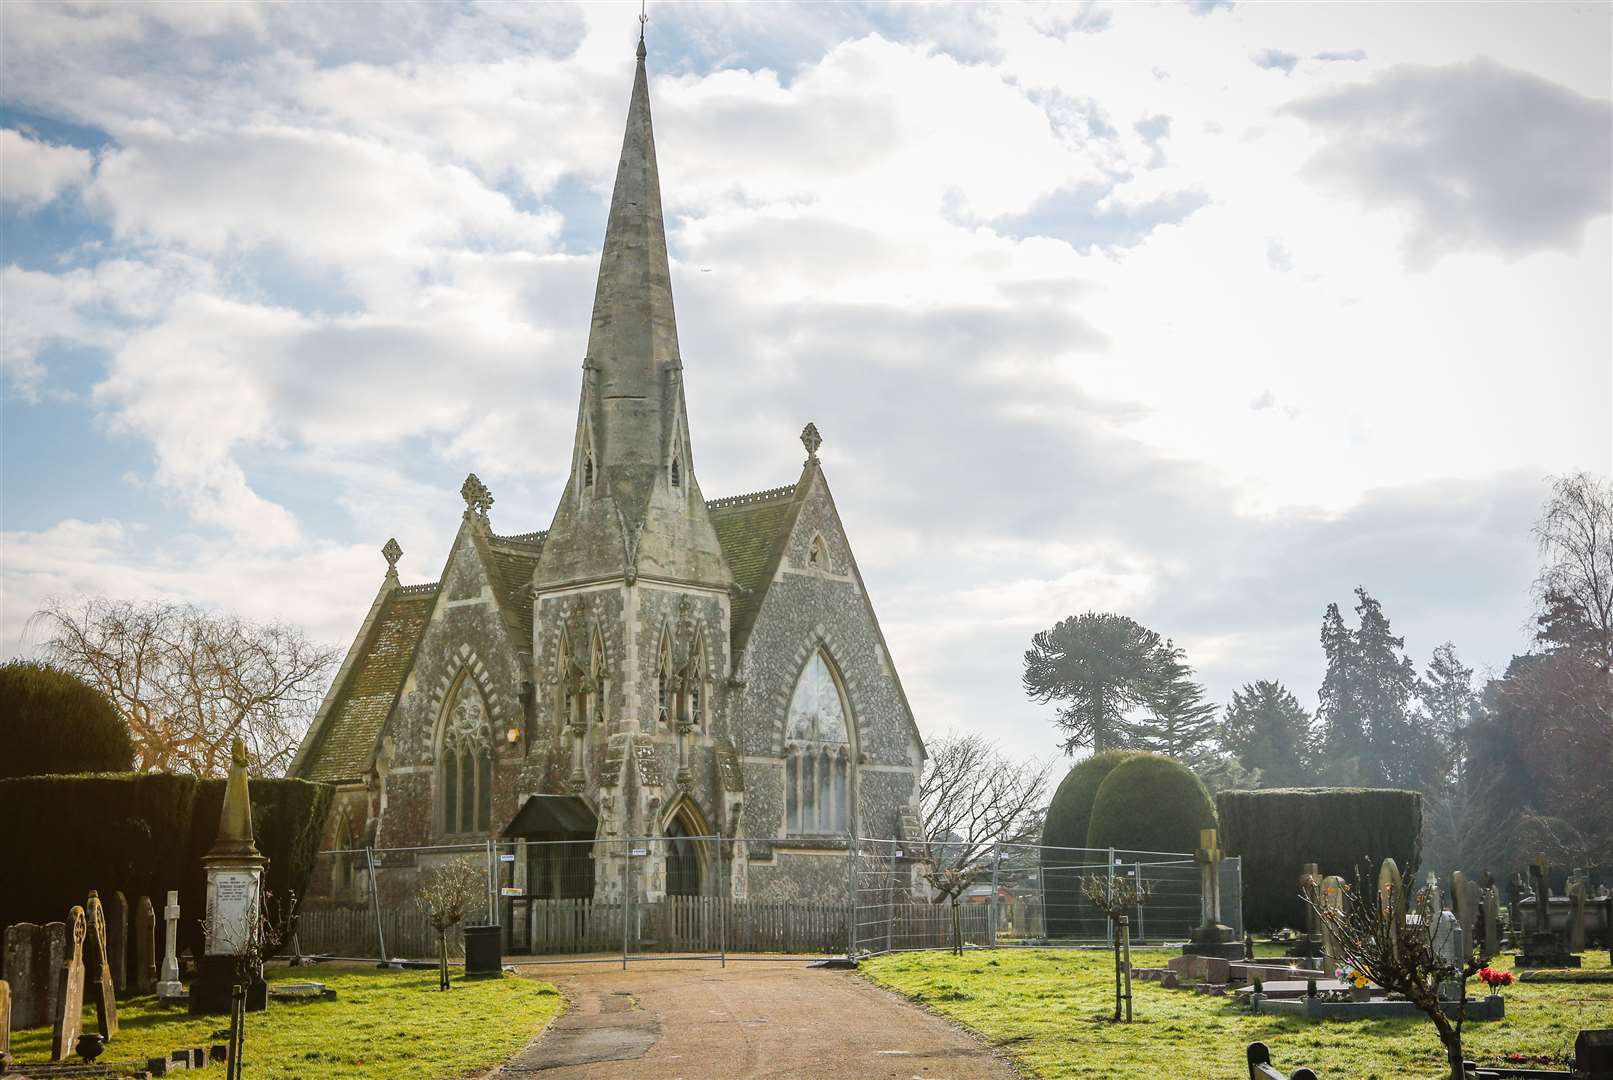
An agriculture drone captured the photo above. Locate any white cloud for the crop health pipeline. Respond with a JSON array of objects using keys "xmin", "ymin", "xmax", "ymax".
[{"xmin": 0, "ymin": 128, "xmax": 93, "ymax": 210}]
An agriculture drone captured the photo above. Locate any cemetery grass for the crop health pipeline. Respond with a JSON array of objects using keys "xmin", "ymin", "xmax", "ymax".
[
  {"xmin": 8, "ymin": 963, "xmax": 563, "ymax": 1079},
  {"xmin": 863, "ymin": 947, "xmax": 1612, "ymax": 1080}
]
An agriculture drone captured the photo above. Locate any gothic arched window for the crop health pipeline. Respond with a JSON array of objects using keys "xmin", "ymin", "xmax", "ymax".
[
  {"xmin": 785, "ymin": 651, "xmax": 851, "ymax": 835},
  {"xmin": 440, "ymin": 679, "xmax": 494, "ymax": 836},
  {"xmin": 670, "ymin": 454, "xmax": 682, "ymax": 489},
  {"xmin": 687, "ymin": 640, "xmax": 706, "ymax": 732},
  {"xmin": 656, "ymin": 633, "xmax": 672, "ymax": 726}
]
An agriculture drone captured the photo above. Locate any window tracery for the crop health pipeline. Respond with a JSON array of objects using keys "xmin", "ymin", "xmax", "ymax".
[
  {"xmin": 785, "ymin": 651, "xmax": 851, "ymax": 835},
  {"xmin": 439, "ymin": 679, "xmax": 493, "ymax": 836}
]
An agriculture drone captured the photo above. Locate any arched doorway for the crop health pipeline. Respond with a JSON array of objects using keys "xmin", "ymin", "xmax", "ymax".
[{"xmin": 664, "ymin": 813, "xmax": 704, "ymax": 897}]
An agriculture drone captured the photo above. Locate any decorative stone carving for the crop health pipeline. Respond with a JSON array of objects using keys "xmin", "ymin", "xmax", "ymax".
[
  {"xmin": 85, "ymin": 892, "xmax": 118, "ymax": 1037},
  {"xmin": 382, "ymin": 537, "xmax": 403, "ymax": 573},
  {"xmin": 800, "ymin": 422, "xmax": 822, "ymax": 463},
  {"xmin": 460, "ymin": 473, "xmax": 493, "ymax": 522},
  {"xmin": 50, "ymin": 906, "xmax": 86, "ymax": 1062}
]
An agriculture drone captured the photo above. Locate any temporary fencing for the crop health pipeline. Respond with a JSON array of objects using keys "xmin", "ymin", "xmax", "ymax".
[{"xmin": 291, "ymin": 836, "xmax": 1240, "ymax": 966}]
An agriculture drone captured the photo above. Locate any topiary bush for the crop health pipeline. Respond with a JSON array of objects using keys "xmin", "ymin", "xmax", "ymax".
[
  {"xmin": 1085, "ymin": 754, "xmax": 1217, "ymax": 855},
  {"xmin": 1040, "ymin": 751, "xmax": 1140, "ymax": 936},
  {"xmin": 0, "ymin": 660, "xmax": 133, "ymax": 779},
  {"xmin": 1217, "ymin": 787, "xmax": 1422, "ymax": 932}
]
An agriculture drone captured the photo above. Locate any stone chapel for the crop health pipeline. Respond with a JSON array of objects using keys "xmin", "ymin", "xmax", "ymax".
[{"xmin": 290, "ymin": 38, "xmax": 928, "ymax": 904}]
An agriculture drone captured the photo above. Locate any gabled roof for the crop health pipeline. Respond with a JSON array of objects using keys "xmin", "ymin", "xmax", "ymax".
[
  {"xmin": 485, "ymin": 530, "xmax": 545, "ymax": 648},
  {"xmin": 299, "ymin": 583, "xmax": 438, "ymax": 783},
  {"xmin": 707, "ymin": 482, "xmax": 801, "ymax": 656}
]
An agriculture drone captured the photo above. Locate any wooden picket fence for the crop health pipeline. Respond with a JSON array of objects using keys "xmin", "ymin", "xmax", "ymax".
[{"xmin": 294, "ymin": 896, "xmax": 994, "ymax": 959}]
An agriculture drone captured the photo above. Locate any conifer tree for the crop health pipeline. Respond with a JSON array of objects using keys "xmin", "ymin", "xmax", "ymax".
[
  {"xmin": 1316, "ymin": 602, "xmax": 1363, "ymax": 780},
  {"xmin": 1220, "ymin": 679, "xmax": 1314, "ymax": 787},
  {"xmin": 1130, "ymin": 643, "xmax": 1219, "ymax": 762},
  {"xmin": 1023, "ymin": 613, "xmax": 1166, "ymax": 755},
  {"xmin": 1351, "ymin": 588, "xmax": 1419, "ymax": 786}
]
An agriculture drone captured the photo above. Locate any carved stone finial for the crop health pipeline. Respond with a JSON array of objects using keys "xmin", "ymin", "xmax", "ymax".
[
  {"xmin": 382, "ymin": 537, "xmax": 402, "ymax": 574},
  {"xmin": 800, "ymin": 422, "xmax": 822, "ymax": 464},
  {"xmin": 460, "ymin": 473, "xmax": 493, "ymax": 522}
]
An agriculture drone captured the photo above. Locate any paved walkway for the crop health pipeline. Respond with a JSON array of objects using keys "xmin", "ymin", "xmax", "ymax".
[{"xmin": 488, "ymin": 957, "xmax": 1018, "ymax": 1079}]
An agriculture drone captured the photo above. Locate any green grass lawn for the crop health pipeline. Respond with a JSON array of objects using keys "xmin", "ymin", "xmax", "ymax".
[
  {"xmin": 864, "ymin": 947, "xmax": 1612, "ymax": 1080},
  {"xmin": 8, "ymin": 964, "xmax": 563, "ymax": 1079}
]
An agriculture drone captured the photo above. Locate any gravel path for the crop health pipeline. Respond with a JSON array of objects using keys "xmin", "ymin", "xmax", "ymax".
[{"xmin": 487, "ymin": 957, "xmax": 1018, "ymax": 1079}]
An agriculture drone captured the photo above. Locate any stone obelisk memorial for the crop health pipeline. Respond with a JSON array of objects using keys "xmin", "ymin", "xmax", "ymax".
[{"xmin": 191, "ymin": 738, "xmax": 269, "ymax": 1013}]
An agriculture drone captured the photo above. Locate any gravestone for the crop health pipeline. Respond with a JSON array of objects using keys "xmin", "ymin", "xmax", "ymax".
[
  {"xmin": 191, "ymin": 738, "xmax": 269, "ymax": 1014},
  {"xmin": 1, "ymin": 977, "xmax": 10, "ymax": 1071},
  {"xmin": 106, "ymin": 891, "xmax": 129, "ymax": 994},
  {"xmin": 1182, "ymin": 829, "xmax": 1243, "ymax": 960},
  {"xmin": 3, "ymin": 924, "xmax": 43, "ymax": 1029},
  {"xmin": 134, "ymin": 897, "xmax": 157, "ymax": 994},
  {"xmin": 1507, "ymin": 873, "xmax": 1524, "ymax": 942},
  {"xmin": 1481, "ymin": 886, "xmax": 1501, "ymax": 962},
  {"xmin": 156, "ymin": 891, "xmax": 183, "ymax": 1002},
  {"xmin": 1318, "ymin": 875, "xmax": 1346, "ymax": 972},
  {"xmin": 1568, "ymin": 877, "xmax": 1588, "ymax": 952},
  {"xmin": 1287, "ymin": 864, "xmax": 1324, "ymax": 962},
  {"xmin": 84, "ymin": 892, "xmax": 118, "ymax": 1037},
  {"xmin": 1432, "ymin": 910, "xmax": 1465, "ymax": 1001},
  {"xmin": 1515, "ymin": 854, "xmax": 1581, "ymax": 968},
  {"xmin": 50, "ymin": 906, "xmax": 86, "ymax": 1062},
  {"xmin": 1378, "ymin": 858, "xmax": 1406, "ymax": 962},
  {"xmin": 42, "ymin": 921, "xmax": 65, "ymax": 1031}
]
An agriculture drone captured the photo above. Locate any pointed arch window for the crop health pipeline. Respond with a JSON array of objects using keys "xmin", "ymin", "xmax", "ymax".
[
  {"xmin": 656, "ymin": 633, "xmax": 672, "ymax": 727},
  {"xmin": 785, "ymin": 651, "xmax": 851, "ymax": 835},
  {"xmin": 590, "ymin": 630, "xmax": 607, "ymax": 725},
  {"xmin": 807, "ymin": 534, "xmax": 826, "ymax": 568},
  {"xmin": 686, "ymin": 639, "xmax": 707, "ymax": 732},
  {"xmin": 670, "ymin": 454, "xmax": 682, "ymax": 489},
  {"xmin": 439, "ymin": 679, "xmax": 494, "ymax": 836},
  {"xmin": 583, "ymin": 452, "xmax": 595, "ymax": 491}
]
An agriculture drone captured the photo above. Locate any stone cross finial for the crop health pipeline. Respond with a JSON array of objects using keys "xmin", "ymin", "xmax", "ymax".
[
  {"xmin": 460, "ymin": 473, "xmax": 494, "ymax": 522},
  {"xmin": 382, "ymin": 537, "xmax": 402, "ymax": 576},
  {"xmin": 801, "ymin": 422, "xmax": 822, "ymax": 464}
]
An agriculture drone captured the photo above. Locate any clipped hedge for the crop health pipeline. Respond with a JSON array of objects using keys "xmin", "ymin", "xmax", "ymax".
[
  {"xmin": 1086, "ymin": 754, "xmax": 1217, "ymax": 855},
  {"xmin": 0, "ymin": 773, "xmax": 334, "ymax": 959},
  {"xmin": 1041, "ymin": 751, "xmax": 1141, "ymax": 937},
  {"xmin": 1217, "ymin": 787, "xmax": 1422, "ymax": 932},
  {"xmin": 0, "ymin": 661, "xmax": 134, "ymax": 779}
]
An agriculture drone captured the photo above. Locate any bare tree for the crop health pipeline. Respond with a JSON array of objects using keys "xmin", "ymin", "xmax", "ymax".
[
  {"xmin": 1081, "ymin": 872, "xmax": 1154, "ymax": 1022},
  {"xmin": 32, "ymin": 596, "xmax": 339, "ymax": 776},
  {"xmin": 1534, "ymin": 471, "xmax": 1613, "ymax": 671},
  {"xmin": 920, "ymin": 731, "xmax": 1051, "ymax": 877},
  {"xmin": 417, "ymin": 858, "xmax": 484, "ymax": 991},
  {"xmin": 921, "ymin": 865, "xmax": 983, "ymax": 956},
  {"xmin": 1306, "ymin": 869, "xmax": 1481, "ymax": 1080}
]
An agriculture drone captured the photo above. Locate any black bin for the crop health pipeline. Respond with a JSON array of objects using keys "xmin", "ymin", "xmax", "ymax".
[{"xmin": 463, "ymin": 924, "xmax": 503, "ymax": 978}]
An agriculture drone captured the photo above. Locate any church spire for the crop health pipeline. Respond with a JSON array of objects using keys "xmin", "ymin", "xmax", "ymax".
[
  {"xmin": 586, "ymin": 32, "xmax": 679, "ymax": 405},
  {"xmin": 538, "ymin": 37, "xmax": 732, "ymax": 592}
]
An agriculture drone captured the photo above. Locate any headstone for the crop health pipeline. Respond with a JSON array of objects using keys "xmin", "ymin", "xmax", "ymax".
[
  {"xmin": 106, "ymin": 891, "xmax": 129, "ymax": 994},
  {"xmin": 1530, "ymin": 855, "xmax": 1551, "ymax": 935},
  {"xmin": 84, "ymin": 893, "xmax": 118, "ymax": 1037},
  {"xmin": 134, "ymin": 897, "xmax": 158, "ymax": 994},
  {"xmin": 50, "ymin": 906, "xmax": 86, "ymax": 1062},
  {"xmin": 1291, "ymin": 863, "xmax": 1323, "ymax": 961},
  {"xmin": 1568, "ymin": 877, "xmax": 1588, "ymax": 952},
  {"xmin": 191, "ymin": 738, "xmax": 270, "ymax": 1014},
  {"xmin": 1318, "ymin": 875, "xmax": 1346, "ymax": 972},
  {"xmin": 1515, "ymin": 853, "xmax": 1581, "ymax": 968},
  {"xmin": 1577, "ymin": 1029, "xmax": 1613, "ymax": 1075},
  {"xmin": 3, "ymin": 924, "xmax": 43, "ymax": 1029},
  {"xmin": 1432, "ymin": 910, "xmax": 1464, "ymax": 1001},
  {"xmin": 1, "ymin": 978, "xmax": 11, "ymax": 1071},
  {"xmin": 1182, "ymin": 829, "xmax": 1242, "ymax": 960},
  {"xmin": 1377, "ymin": 858, "xmax": 1406, "ymax": 962},
  {"xmin": 1481, "ymin": 886, "xmax": 1501, "ymax": 962},
  {"xmin": 42, "ymin": 921, "xmax": 65, "ymax": 1030},
  {"xmin": 157, "ymin": 891, "xmax": 183, "ymax": 1001}
]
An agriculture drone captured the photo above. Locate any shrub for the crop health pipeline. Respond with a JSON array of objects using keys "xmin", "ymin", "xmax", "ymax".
[
  {"xmin": 0, "ymin": 661, "xmax": 133, "ymax": 779},
  {"xmin": 1217, "ymin": 787, "xmax": 1422, "ymax": 932},
  {"xmin": 1040, "ymin": 752, "xmax": 1141, "ymax": 936},
  {"xmin": 0, "ymin": 773, "xmax": 334, "ymax": 960},
  {"xmin": 1085, "ymin": 754, "xmax": 1217, "ymax": 855}
]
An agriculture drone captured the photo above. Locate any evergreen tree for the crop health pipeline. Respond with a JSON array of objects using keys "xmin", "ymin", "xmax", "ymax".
[
  {"xmin": 1220, "ymin": 679, "xmax": 1314, "ymax": 787},
  {"xmin": 1130, "ymin": 643, "xmax": 1219, "ymax": 762},
  {"xmin": 1419, "ymin": 642, "xmax": 1476, "ymax": 785},
  {"xmin": 1023, "ymin": 612, "xmax": 1166, "ymax": 755},
  {"xmin": 1351, "ymin": 588, "xmax": 1420, "ymax": 786},
  {"xmin": 1316, "ymin": 602, "xmax": 1363, "ymax": 780}
]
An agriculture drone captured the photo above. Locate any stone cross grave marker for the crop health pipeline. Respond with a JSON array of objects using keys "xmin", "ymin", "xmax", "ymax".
[
  {"xmin": 1567, "ymin": 876, "xmax": 1587, "ymax": 952},
  {"xmin": 1529, "ymin": 855, "xmax": 1551, "ymax": 935},
  {"xmin": 1481, "ymin": 886, "xmax": 1501, "ymax": 962},
  {"xmin": 106, "ymin": 891, "xmax": 129, "ymax": 994},
  {"xmin": 50, "ymin": 907, "xmax": 86, "ymax": 1062},
  {"xmin": 1319, "ymin": 875, "xmax": 1346, "ymax": 971},
  {"xmin": 156, "ymin": 890, "xmax": 182, "ymax": 1002},
  {"xmin": 1378, "ymin": 858, "xmax": 1406, "ymax": 962},
  {"xmin": 1300, "ymin": 863, "xmax": 1321, "ymax": 943},
  {"xmin": 85, "ymin": 891, "xmax": 118, "ymax": 1038},
  {"xmin": 1196, "ymin": 829, "xmax": 1225, "ymax": 928},
  {"xmin": 134, "ymin": 896, "xmax": 157, "ymax": 994}
]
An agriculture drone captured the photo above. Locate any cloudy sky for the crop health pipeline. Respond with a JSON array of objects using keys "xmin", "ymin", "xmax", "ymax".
[{"xmin": 2, "ymin": 1, "xmax": 1609, "ymax": 761}]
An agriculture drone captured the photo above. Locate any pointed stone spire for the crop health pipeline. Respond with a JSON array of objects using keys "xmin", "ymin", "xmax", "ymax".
[{"xmin": 208, "ymin": 737, "xmax": 262, "ymax": 861}]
